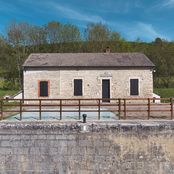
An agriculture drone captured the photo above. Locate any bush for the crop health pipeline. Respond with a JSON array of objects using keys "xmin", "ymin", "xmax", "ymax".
[
  {"xmin": 154, "ymin": 76, "xmax": 174, "ymax": 88},
  {"xmin": 2, "ymin": 80, "xmax": 19, "ymax": 90}
]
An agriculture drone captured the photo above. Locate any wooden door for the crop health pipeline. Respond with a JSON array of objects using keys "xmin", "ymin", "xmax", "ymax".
[{"xmin": 102, "ymin": 80, "xmax": 110, "ymax": 102}]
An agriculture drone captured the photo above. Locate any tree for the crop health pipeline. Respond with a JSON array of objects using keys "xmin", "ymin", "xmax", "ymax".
[
  {"xmin": 2, "ymin": 20, "xmax": 174, "ymax": 90},
  {"xmin": 6, "ymin": 21, "xmax": 32, "ymax": 89},
  {"xmin": 28, "ymin": 25, "xmax": 47, "ymax": 46},
  {"xmin": 60, "ymin": 24, "xmax": 81, "ymax": 43},
  {"xmin": 85, "ymin": 23, "xmax": 110, "ymax": 41},
  {"xmin": 45, "ymin": 21, "xmax": 62, "ymax": 44},
  {"xmin": 110, "ymin": 32, "xmax": 122, "ymax": 41},
  {"xmin": 154, "ymin": 37, "xmax": 163, "ymax": 46}
]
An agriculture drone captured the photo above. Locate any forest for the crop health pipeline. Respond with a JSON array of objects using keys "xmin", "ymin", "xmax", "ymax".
[{"xmin": 0, "ymin": 21, "xmax": 174, "ymax": 93}]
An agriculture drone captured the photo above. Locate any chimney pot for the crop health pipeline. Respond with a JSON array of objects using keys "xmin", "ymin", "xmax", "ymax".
[{"xmin": 105, "ymin": 47, "xmax": 111, "ymax": 53}]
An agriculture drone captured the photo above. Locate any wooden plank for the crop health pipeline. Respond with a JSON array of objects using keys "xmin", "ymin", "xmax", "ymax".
[
  {"xmin": 124, "ymin": 99, "xmax": 126, "ymax": 119},
  {"xmin": 0, "ymin": 100, "xmax": 3, "ymax": 120},
  {"xmin": 118, "ymin": 99, "xmax": 121, "ymax": 120},
  {"xmin": 20, "ymin": 100, "xmax": 22, "ymax": 120},
  {"xmin": 98, "ymin": 99, "xmax": 100, "ymax": 120},
  {"xmin": 122, "ymin": 110, "xmax": 148, "ymax": 112},
  {"xmin": 78, "ymin": 99, "xmax": 81, "ymax": 120},
  {"xmin": 171, "ymin": 98, "xmax": 173, "ymax": 120},
  {"xmin": 148, "ymin": 98, "xmax": 150, "ymax": 119},
  {"xmin": 150, "ymin": 110, "xmax": 171, "ymax": 112},
  {"xmin": 60, "ymin": 99, "xmax": 62, "ymax": 120},
  {"xmin": 39, "ymin": 99, "xmax": 42, "ymax": 120}
]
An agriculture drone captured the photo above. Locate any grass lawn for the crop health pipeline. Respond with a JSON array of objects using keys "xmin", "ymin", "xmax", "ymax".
[
  {"xmin": 154, "ymin": 88, "xmax": 174, "ymax": 98},
  {"xmin": 0, "ymin": 89, "xmax": 18, "ymax": 98}
]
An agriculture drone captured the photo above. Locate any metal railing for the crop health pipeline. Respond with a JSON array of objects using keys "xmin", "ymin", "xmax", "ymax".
[{"xmin": 0, "ymin": 98, "xmax": 173, "ymax": 121}]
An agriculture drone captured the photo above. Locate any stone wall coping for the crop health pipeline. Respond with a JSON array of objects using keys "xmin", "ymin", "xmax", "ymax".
[{"xmin": 0, "ymin": 120, "xmax": 174, "ymax": 132}]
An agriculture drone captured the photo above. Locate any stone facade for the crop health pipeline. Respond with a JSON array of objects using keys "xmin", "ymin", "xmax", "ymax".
[
  {"xmin": 23, "ymin": 68, "xmax": 153, "ymax": 99},
  {"xmin": 0, "ymin": 121, "xmax": 174, "ymax": 174}
]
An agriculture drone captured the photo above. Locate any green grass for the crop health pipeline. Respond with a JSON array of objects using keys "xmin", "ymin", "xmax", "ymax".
[
  {"xmin": 0, "ymin": 89, "xmax": 18, "ymax": 98},
  {"xmin": 154, "ymin": 88, "xmax": 174, "ymax": 98}
]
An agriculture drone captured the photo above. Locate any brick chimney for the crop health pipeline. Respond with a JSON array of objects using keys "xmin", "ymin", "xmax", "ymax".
[{"xmin": 105, "ymin": 47, "xmax": 111, "ymax": 53}]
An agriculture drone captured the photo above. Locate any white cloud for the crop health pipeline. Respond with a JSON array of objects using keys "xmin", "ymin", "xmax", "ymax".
[
  {"xmin": 48, "ymin": 3, "xmax": 106, "ymax": 23},
  {"xmin": 98, "ymin": 0, "xmax": 143, "ymax": 14},
  {"xmin": 108, "ymin": 21, "xmax": 169, "ymax": 41},
  {"xmin": 136, "ymin": 23, "xmax": 161, "ymax": 38},
  {"xmin": 126, "ymin": 22, "xmax": 169, "ymax": 41},
  {"xmin": 161, "ymin": 0, "xmax": 174, "ymax": 7},
  {"xmin": 153, "ymin": 0, "xmax": 174, "ymax": 9},
  {"xmin": 0, "ymin": 0, "xmax": 170, "ymax": 42}
]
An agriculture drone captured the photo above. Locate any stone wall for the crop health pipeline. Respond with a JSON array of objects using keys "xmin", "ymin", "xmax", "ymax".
[
  {"xmin": 0, "ymin": 121, "xmax": 174, "ymax": 173},
  {"xmin": 23, "ymin": 68, "xmax": 153, "ymax": 99}
]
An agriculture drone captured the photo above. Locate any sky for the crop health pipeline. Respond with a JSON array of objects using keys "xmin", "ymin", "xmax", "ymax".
[{"xmin": 0, "ymin": 0, "xmax": 174, "ymax": 42}]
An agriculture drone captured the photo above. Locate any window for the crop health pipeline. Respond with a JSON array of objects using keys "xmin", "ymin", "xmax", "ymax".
[
  {"xmin": 130, "ymin": 79, "xmax": 139, "ymax": 95},
  {"xmin": 39, "ymin": 81, "xmax": 49, "ymax": 97},
  {"xmin": 74, "ymin": 79, "xmax": 82, "ymax": 96}
]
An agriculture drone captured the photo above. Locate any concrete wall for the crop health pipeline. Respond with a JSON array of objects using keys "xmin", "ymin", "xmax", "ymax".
[
  {"xmin": 0, "ymin": 121, "xmax": 174, "ymax": 174},
  {"xmin": 23, "ymin": 68, "xmax": 153, "ymax": 99}
]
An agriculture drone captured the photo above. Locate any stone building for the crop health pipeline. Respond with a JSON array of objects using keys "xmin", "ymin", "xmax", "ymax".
[{"xmin": 22, "ymin": 53, "xmax": 155, "ymax": 100}]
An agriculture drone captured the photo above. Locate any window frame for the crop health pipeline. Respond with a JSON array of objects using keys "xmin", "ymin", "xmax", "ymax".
[
  {"xmin": 38, "ymin": 80, "xmax": 50, "ymax": 97},
  {"xmin": 74, "ymin": 79, "xmax": 83, "ymax": 96},
  {"xmin": 130, "ymin": 78, "xmax": 139, "ymax": 96}
]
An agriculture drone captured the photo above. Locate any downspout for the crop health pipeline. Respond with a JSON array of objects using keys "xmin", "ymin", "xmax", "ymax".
[{"xmin": 22, "ymin": 67, "xmax": 24, "ymax": 100}]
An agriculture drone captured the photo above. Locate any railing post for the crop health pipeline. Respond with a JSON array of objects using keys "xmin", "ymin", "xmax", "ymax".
[
  {"xmin": 78, "ymin": 99, "xmax": 81, "ymax": 120},
  {"xmin": 124, "ymin": 99, "xmax": 126, "ymax": 120},
  {"xmin": 98, "ymin": 99, "xmax": 100, "ymax": 120},
  {"xmin": 0, "ymin": 99, "xmax": 3, "ymax": 120},
  {"xmin": 153, "ymin": 97, "xmax": 155, "ymax": 103},
  {"xmin": 171, "ymin": 98, "xmax": 173, "ymax": 120},
  {"xmin": 39, "ymin": 99, "xmax": 41, "ymax": 120},
  {"xmin": 118, "ymin": 99, "xmax": 121, "ymax": 119},
  {"xmin": 148, "ymin": 98, "xmax": 150, "ymax": 120},
  {"xmin": 60, "ymin": 99, "xmax": 62, "ymax": 120},
  {"xmin": 20, "ymin": 100, "xmax": 22, "ymax": 120}
]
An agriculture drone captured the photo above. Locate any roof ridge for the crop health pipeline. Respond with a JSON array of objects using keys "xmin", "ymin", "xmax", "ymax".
[{"xmin": 29, "ymin": 52, "xmax": 144, "ymax": 54}]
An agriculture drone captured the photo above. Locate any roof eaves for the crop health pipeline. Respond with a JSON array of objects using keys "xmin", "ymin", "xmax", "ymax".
[{"xmin": 23, "ymin": 65, "xmax": 155, "ymax": 69}]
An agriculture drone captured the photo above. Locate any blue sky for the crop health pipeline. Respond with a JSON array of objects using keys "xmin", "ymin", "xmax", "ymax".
[{"xmin": 0, "ymin": 0, "xmax": 174, "ymax": 42}]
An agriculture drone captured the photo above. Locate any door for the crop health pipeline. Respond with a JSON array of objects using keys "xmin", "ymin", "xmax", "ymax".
[{"xmin": 102, "ymin": 80, "xmax": 110, "ymax": 102}]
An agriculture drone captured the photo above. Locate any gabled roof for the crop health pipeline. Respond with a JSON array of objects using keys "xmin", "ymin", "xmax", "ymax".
[{"xmin": 23, "ymin": 53, "xmax": 155, "ymax": 68}]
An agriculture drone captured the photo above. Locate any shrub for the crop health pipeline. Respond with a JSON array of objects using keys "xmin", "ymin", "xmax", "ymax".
[{"xmin": 2, "ymin": 80, "xmax": 19, "ymax": 90}]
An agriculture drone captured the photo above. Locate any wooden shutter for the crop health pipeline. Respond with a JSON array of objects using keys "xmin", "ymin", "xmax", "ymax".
[
  {"xmin": 130, "ymin": 79, "xmax": 139, "ymax": 95},
  {"xmin": 74, "ymin": 79, "xmax": 82, "ymax": 96},
  {"xmin": 39, "ymin": 81, "xmax": 48, "ymax": 97}
]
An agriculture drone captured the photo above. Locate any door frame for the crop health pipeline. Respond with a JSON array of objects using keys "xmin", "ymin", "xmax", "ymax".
[{"xmin": 101, "ymin": 79, "xmax": 111, "ymax": 103}]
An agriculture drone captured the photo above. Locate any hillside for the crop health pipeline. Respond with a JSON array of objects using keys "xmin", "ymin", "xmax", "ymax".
[{"xmin": 0, "ymin": 22, "xmax": 174, "ymax": 90}]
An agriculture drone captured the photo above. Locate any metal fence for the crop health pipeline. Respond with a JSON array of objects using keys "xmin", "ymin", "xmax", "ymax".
[{"xmin": 0, "ymin": 98, "xmax": 173, "ymax": 120}]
